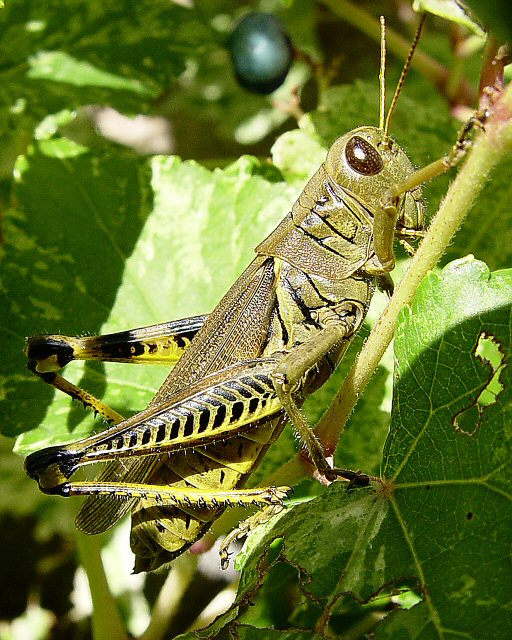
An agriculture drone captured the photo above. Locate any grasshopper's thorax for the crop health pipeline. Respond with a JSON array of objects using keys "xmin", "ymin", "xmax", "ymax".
[{"xmin": 323, "ymin": 125, "xmax": 425, "ymax": 234}]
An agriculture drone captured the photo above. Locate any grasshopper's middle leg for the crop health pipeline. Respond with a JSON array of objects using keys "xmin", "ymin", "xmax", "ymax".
[
  {"xmin": 272, "ymin": 300, "xmax": 370, "ymax": 486},
  {"xmin": 25, "ymin": 314, "xmax": 207, "ymax": 424}
]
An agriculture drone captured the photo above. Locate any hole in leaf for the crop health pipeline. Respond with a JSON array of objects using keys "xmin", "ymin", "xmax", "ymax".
[
  {"xmin": 452, "ymin": 331, "xmax": 506, "ymax": 436},
  {"xmin": 474, "ymin": 331, "xmax": 505, "ymax": 403}
]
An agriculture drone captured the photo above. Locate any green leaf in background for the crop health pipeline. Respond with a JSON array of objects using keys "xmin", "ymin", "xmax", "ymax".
[
  {"xmin": 413, "ymin": 0, "xmax": 485, "ymax": 36},
  {"xmin": 27, "ymin": 51, "xmax": 152, "ymax": 95},
  {"xmin": 205, "ymin": 258, "xmax": 512, "ymax": 638},
  {"xmin": 1, "ymin": 140, "xmax": 152, "ymax": 440},
  {"xmin": 3, "ymin": 141, "xmax": 296, "ymax": 450},
  {"xmin": 0, "ymin": 0, "xmax": 215, "ymax": 155}
]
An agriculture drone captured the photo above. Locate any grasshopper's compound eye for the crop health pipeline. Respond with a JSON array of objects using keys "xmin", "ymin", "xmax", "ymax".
[{"xmin": 345, "ymin": 136, "xmax": 383, "ymax": 176}]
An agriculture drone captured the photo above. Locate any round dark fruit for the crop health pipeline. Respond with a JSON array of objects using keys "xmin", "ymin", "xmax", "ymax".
[{"xmin": 229, "ymin": 12, "xmax": 292, "ymax": 94}]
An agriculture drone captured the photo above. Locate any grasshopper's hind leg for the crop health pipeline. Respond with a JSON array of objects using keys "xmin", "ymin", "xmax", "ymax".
[
  {"xmin": 30, "ymin": 369, "xmax": 126, "ymax": 425},
  {"xmin": 26, "ymin": 314, "xmax": 208, "ymax": 424}
]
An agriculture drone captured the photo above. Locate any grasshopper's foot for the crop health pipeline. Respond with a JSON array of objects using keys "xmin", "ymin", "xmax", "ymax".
[
  {"xmin": 323, "ymin": 467, "xmax": 370, "ymax": 488},
  {"xmin": 265, "ymin": 485, "xmax": 293, "ymax": 504},
  {"xmin": 219, "ymin": 492, "xmax": 291, "ymax": 569},
  {"xmin": 220, "ymin": 548, "xmax": 233, "ymax": 571}
]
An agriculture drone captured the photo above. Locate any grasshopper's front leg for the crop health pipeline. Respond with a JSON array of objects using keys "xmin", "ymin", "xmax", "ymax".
[
  {"xmin": 272, "ymin": 300, "xmax": 370, "ymax": 487},
  {"xmin": 370, "ymin": 112, "xmax": 488, "ymax": 276},
  {"xmin": 25, "ymin": 314, "xmax": 208, "ymax": 424}
]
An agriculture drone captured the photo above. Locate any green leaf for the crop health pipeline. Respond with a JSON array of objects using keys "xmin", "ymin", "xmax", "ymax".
[
  {"xmin": 0, "ymin": 0, "xmax": 214, "ymax": 142},
  {"xmin": 1, "ymin": 140, "xmax": 153, "ymax": 441},
  {"xmin": 271, "ymin": 129, "xmax": 326, "ymax": 186},
  {"xmin": 27, "ymin": 51, "xmax": 152, "ymax": 95},
  {"xmin": 3, "ymin": 142, "xmax": 296, "ymax": 449},
  {"xmin": 413, "ymin": 1, "xmax": 485, "ymax": 36},
  {"xmin": 226, "ymin": 258, "xmax": 512, "ymax": 638},
  {"xmin": 377, "ymin": 259, "xmax": 512, "ymax": 636}
]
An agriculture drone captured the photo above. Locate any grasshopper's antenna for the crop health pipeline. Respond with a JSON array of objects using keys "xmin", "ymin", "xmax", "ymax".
[
  {"xmin": 379, "ymin": 16, "xmax": 386, "ymax": 131},
  {"xmin": 384, "ymin": 13, "xmax": 426, "ymax": 139}
]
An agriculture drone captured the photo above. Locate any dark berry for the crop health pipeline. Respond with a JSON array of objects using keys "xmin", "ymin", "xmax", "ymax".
[{"xmin": 229, "ymin": 12, "xmax": 292, "ymax": 94}]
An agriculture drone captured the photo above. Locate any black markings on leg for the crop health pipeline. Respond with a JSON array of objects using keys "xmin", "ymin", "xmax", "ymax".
[
  {"xmin": 170, "ymin": 419, "xmax": 180, "ymax": 440},
  {"xmin": 198, "ymin": 408, "xmax": 211, "ymax": 433},
  {"xmin": 213, "ymin": 405, "xmax": 227, "ymax": 428},
  {"xmin": 184, "ymin": 414, "xmax": 194, "ymax": 437},
  {"xmin": 230, "ymin": 401, "xmax": 244, "ymax": 422},
  {"xmin": 155, "ymin": 422, "xmax": 166, "ymax": 443}
]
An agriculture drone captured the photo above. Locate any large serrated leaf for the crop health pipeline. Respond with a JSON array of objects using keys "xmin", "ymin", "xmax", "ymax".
[{"xmin": 216, "ymin": 258, "xmax": 512, "ymax": 639}]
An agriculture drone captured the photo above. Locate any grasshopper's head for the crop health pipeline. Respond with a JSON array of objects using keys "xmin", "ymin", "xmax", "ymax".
[{"xmin": 324, "ymin": 125, "xmax": 425, "ymax": 235}]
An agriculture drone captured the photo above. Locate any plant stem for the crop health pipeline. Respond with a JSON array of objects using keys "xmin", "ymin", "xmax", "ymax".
[
  {"xmin": 139, "ymin": 554, "xmax": 197, "ymax": 640},
  {"xmin": 75, "ymin": 532, "xmax": 127, "ymax": 640},
  {"xmin": 317, "ymin": 82, "xmax": 512, "ymax": 451}
]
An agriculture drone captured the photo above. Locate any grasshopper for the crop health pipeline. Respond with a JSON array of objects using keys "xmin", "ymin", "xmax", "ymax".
[{"xmin": 24, "ymin": 16, "xmax": 476, "ymax": 572}]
